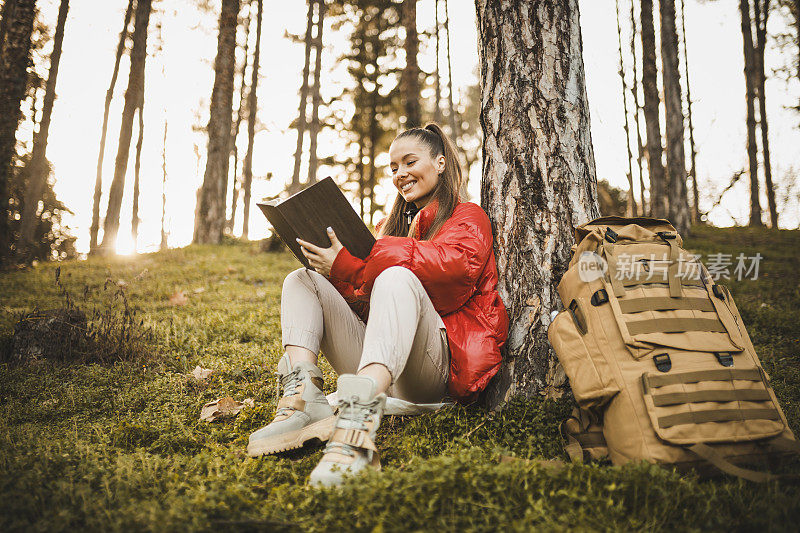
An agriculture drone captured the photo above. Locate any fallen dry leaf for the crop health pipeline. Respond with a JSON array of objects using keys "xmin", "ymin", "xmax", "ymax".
[
  {"xmin": 190, "ymin": 365, "xmax": 214, "ymax": 380},
  {"xmin": 134, "ymin": 268, "xmax": 149, "ymax": 281},
  {"xmin": 117, "ymin": 279, "xmax": 128, "ymax": 288},
  {"xmin": 192, "ymin": 287, "xmax": 206, "ymax": 294},
  {"xmin": 169, "ymin": 290, "xmax": 188, "ymax": 306},
  {"xmin": 199, "ymin": 397, "xmax": 254, "ymax": 422},
  {"xmin": 226, "ymin": 265, "xmax": 238, "ymax": 274}
]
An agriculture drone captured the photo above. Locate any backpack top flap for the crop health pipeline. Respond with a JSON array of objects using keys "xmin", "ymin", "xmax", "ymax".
[{"xmin": 574, "ymin": 216, "xmax": 677, "ymax": 245}]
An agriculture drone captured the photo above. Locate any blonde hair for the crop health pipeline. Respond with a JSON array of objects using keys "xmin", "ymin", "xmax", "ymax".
[{"xmin": 379, "ymin": 123, "xmax": 462, "ymax": 240}]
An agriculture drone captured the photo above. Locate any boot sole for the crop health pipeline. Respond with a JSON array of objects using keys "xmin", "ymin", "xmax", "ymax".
[{"xmin": 247, "ymin": 416, "xmax": 336, "ymax": 457}]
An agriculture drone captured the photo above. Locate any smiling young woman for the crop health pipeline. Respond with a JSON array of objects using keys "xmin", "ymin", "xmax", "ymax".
[{"xmin": 247, "ymin": 123, "xmax": 509, "ymax": 487}]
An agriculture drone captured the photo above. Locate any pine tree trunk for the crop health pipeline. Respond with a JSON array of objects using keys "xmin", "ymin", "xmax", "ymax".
[
  {"xmin": 290, "ymin": 0, "xmax": 314, "ymax": 194},
  {"xmin": 161, "ymin": 119, "xmax": 168, "ymax": 251},
  {"xmin": 367, "ymin": 85, "xmax": 377, "ymax": 226},
  {"xmin": 660, "ymin": 0, "xmax": 690, "ymax": 235},
  {"xmin": 0, "ymin": 0, "xmax": 36, "ymax": 262},
  {"xmin": 101, "ymin": 0, "xmax": 152, "ymax": 253},
  {"xmin": 630, "ymin": 0, "xmax": 646, "ymax": 216},
  {"xmin": 402, "ymin": 0, "xmax": 421, "ymax": 127},
  {"xmin": 616, "ymin": 0, "xmax": 637, "ymax": 217},
  {"xmin": 241, "ymin": 0, "xmax": 261, "ymax": 240},
  {"xmin": 194, "ymin": 0, "xmax": 240, "ymax": 244},
  {"xmin": 433, "ymin": 0, "xmax": 443, "ymax": 125},
  {"xmin": 226, "ymin": 0, "xmax": 253, "ymax": 234},
  {"xmin": 754, "ymin": 0, "xmax": 777, "ymax": 228},
  {"xmin": 306, "ymin": 0, "xmax": 325, "ymax": 185},
  {"xmin": 444, "ymin": 0, "xmax": 458, "ymax": 139},
  {"xmin": 358, "ymin": 132, "xmax": 365, "ymax": 219},
  {"xmin": 739, "ymin": 0, "xmax": 762, "ymax": 227},
  {"xmin": 90, "ymin": 0, "xmax": 134, "ymax": 254},
  {"xmin": 640, "ymin": 0, "xmax": 667, "ymax": 219},
  {"xmin": 18, "ymin": 0, "xmax": 69, "ymax": 258},
  {"xmin": 476, "ymin": 0, "xmax": 600, "ymax": 402},
  {"xmin": 680, "ymin": 0, "xmax": 699, "ymax": 225},
  {"xmin": 131, "ymin": 93, "xmax": 144, "ymax": 248}
]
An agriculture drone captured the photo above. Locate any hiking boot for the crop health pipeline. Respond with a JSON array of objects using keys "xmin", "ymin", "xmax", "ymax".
[
  {"xmin": 308, "ymin": 374, "xmax": 386, "ymax": 487},
  {"xmin": 247, "ymin": 353, "xmax": 335, "ymax": 457}
]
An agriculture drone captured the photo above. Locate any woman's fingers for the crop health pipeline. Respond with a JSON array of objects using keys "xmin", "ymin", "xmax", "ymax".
[{"xmin": 296, "ymin": 238, "xmax": 322, "ymax": 254}]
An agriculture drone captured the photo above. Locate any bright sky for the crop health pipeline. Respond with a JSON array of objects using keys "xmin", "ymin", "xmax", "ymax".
[{"xmin": 25, "ymin": 0, "xmax": 800, "ymax": 255}]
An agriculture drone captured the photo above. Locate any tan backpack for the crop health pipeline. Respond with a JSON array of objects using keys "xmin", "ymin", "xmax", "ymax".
[{"xmin": 548, "ymin": 216, "xmax": 799, "ymax": 481}]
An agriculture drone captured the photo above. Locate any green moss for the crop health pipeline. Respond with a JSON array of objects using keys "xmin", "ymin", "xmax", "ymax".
[{"xmin": 1, "ymin": 228, "xmax": 799, "ymax": 531}]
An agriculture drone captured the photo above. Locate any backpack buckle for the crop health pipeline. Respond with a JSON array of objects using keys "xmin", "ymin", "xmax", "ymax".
[
  {"xmin": 604, "ymin": 227, "xmax": 618, "ymax": 243},
  {"xmin": 715, "ymin": 352, "xmax": 734, "ymax": 367},
  {"xmin": 590, "ymin": 289, "xmax": 609, "ymax": 306},
  {"xmin": 656, "ymin": 231, "xmax": 676, "ymax": 243},
  {"xmin": 712, "ymin": 285, "xmax": 725, "ymax": 300},
  {"xmin": 653, "ymin": 353, "xmax": 672, "ymax": 373}
]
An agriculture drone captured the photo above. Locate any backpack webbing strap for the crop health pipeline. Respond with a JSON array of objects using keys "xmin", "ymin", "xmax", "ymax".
[
  {"xmin": 627, "ymin": 317, "xmax": 726, "ymax": 336},
  {"xmin": 687, "ymin": 443, "xmax": 775, "ymax": 483},
  {"xmin": 658, "ymin": 408, "xmax": 781, "ymax": 429},
  {"xmin": 645, "ymin": 368, "xmax": 762, "ymax": 388},
  {"xmin": 665, "ymin": 238, "xmax": 683, "ymax": 298},
  {"xmin": 622, "ymin": 276, "xmax": 705, "ymax": 288},
  {"xmin": 652, "ymin": 388, "xmax": 772, "ymax": 407},
  {"xmin": 618, "ymin": 296, "xmax": 716, "ymax": 314},
  {"xmin": 603, "ymin": 244, "xmax": 627, "ymax": 298}
]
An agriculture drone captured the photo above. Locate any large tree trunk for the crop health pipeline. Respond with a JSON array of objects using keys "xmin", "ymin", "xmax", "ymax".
[
  {"xmin": 306, "ymin": 0, "xmax": 325, "ymax": 185},
  {"xmin": 90, "ymin": 0, "xmax": 133, "ymax": 254},
  {"xmin": 640, "ymin": 0, "xmax": 667, "ymax": 219},
  {"xmin": 193, "ymin": 0, "xmax": 240, "ymax": 244},
  {"xmin": 18, "ymin": 0, "xmax": 69, "ymax": 258},
  {"xmin": 476, "ymin": 0, "xmax": 600, "ymax": 401},
  {"xmin": 679, "ymin": 0, "xmax": 699, "ymax": 225},
  {"xmin": 241, "ymin": 0, "xmax": 261, "ymax": 240},
  {"xmin": 0, "ymin": 0, "xmax": 36, "ymax": 262},
  {"xmin": 100, "ymin": 0, "xmax": 152, "ymax": 253},
  {"xmin": 739, "ymin": 0, "xmax": 762, "ymax": 227},
  {"xmin": 289, "ymin": 0, "xmax": 315, "ymax": 194},
  {"xmin": 367, "ymin": 83, "xmax": 377, "ymax": 226},
  {"xmin": 754, "ymin": 0, "xmax": 778, "ymax": 228},
  {"xmin": 616, "ymin": 0, "xmax": 637, "ymax": 217},
  {"xmin": 226, "ymin": 0, "xmax": 253, "ymax": 234},
  {"xmin": 660, "ymin": 0, "xmax": 690, "ymax": 235},
  {"xmin": 401, "ymin": 0, "xmax": 421, "ymax": 127},
  {"xmin": 630, "ymin": 0, "xmax": 646, "ymax": 216}
]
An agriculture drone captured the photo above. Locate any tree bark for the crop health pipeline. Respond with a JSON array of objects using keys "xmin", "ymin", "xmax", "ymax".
[
  {"xmin": 640, "ymin": 0, "xmax": 667, "ymax": 219},
  {"xmin": 193, "ymin": 0, "xmax": 240, "ymax": 244},
  {"xmin": 226, "ymin": 0, "xmax": 253, "ymax": 234},
  {"xmin": 616, "ymin": 0, "xmax": 637, "ymax": 217},
  {"xmin": 476, "ymin": 0, "xmax": 600, "ymax": 401},
  {"xmin": 289, "ymin": 0, "xmax": 315, "ymax": 194},
  {"xmin": 739, "ymin": 0, "xmax": 763, "ymax": 227},
  {"xmin": 18, "ymin": 0, "xmax": 69, "ymax": 258},
  {"xmin": 0, "ymin": 0, "xmax": 36, "ymax": 262},
  {"xmin": 754, "ymin": 0, "xmax": 777, "ymax": 228},
  {"xmin": 679, "ymin": 0, "xmax": 699, "ymax": 225},
  {"xmin": 367, "ymin": 80, "xmax": 377, "ymax": 226},
  {"xmin": 660, "ymin": 0, "xmax": 690, "ymax": 235},
  {"xmin": 90, "ymin": 0, "xmax": 133, "ymax": 254},
  {"xmin": 100, "ymin": 0, "xmax": 152, "ymax": 253},
  {"xmin": 401, "ymin": 0, "xmax": 421, "ymax": 127},
  {"xmin": 306, "ymin": 0, "xmax": 325, "ymax": 184},
  {"xmin": 241, "ymin": 0, "xmax": 261, "ymax": 240},
  {"xmin": 630, "ymin": 0, "xmax": 646, "ymax": 216}
]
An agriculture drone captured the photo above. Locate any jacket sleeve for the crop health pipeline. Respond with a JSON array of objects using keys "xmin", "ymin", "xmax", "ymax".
[{"xmin": 329, "ymin": 204, "xmax": 492, "ymax": 315}]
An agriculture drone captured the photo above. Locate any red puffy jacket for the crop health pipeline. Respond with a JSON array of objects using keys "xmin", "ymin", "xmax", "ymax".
[{"xmin": 328, "ymin": 199, "xmax": 509, "ymax": 403}]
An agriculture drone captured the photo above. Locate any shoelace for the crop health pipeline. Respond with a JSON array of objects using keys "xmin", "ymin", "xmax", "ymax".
[
  {"xmin": 274, "ymin": 368, "xmax": 302, "ymax": 417},
  {"xmin": 323, "ymin": 395, "xmax": 380, "ymax": 458}
]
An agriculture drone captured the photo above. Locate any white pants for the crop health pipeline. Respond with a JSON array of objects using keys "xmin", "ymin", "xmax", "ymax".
[{"xmin": 281, "ymin": 266, "xmax": 450, "ymax": 403}]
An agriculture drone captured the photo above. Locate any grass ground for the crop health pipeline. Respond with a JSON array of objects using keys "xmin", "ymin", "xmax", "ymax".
[{"xmin": 1, "ymin": 226, "xmax": 799, "ymax": 532}]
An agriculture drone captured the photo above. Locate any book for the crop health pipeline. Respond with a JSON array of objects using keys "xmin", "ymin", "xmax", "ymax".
[{"xmin": 257, "ymin": 177, "xmax": 377, "ymax": 269}]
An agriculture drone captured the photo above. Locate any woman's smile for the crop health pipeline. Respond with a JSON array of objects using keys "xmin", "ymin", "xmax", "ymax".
[{"xmin": 389, "ymin": 137, "xmax": 446, "ymax": 208}]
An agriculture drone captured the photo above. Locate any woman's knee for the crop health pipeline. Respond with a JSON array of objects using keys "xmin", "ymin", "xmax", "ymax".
[
  {"xmin": 372, "ymin": 266, "xmax": 420, "ymax": 293},
  {"xmin": 282, "ymin": 267, "xmax": 321, "ymax": 294}
]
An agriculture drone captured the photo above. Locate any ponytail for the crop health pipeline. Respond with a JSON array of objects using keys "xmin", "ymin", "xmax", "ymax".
[{"xmin": 380, "ymin": 123, "xmax": 463, "ymax": 240}]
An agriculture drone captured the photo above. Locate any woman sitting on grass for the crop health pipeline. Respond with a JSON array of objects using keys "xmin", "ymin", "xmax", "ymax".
[{"xmin": 247, "ymin": 123, "xmax": 509, "ymax": 486}]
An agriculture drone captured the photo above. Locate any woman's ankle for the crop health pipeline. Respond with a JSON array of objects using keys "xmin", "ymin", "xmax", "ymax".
[{"xmin": 285, "ymin": 345, "xmax": 318, "ymax": 367}]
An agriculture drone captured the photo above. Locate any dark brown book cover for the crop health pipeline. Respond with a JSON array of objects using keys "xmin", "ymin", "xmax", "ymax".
[{"xmin": 257, "ymin": 177, "xmax": 376, "ymax": 269}]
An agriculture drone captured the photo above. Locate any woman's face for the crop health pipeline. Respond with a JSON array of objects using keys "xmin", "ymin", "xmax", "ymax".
[{"xmin": 389, "ymin": 137, "xmax": 445, "ymax": 208}]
